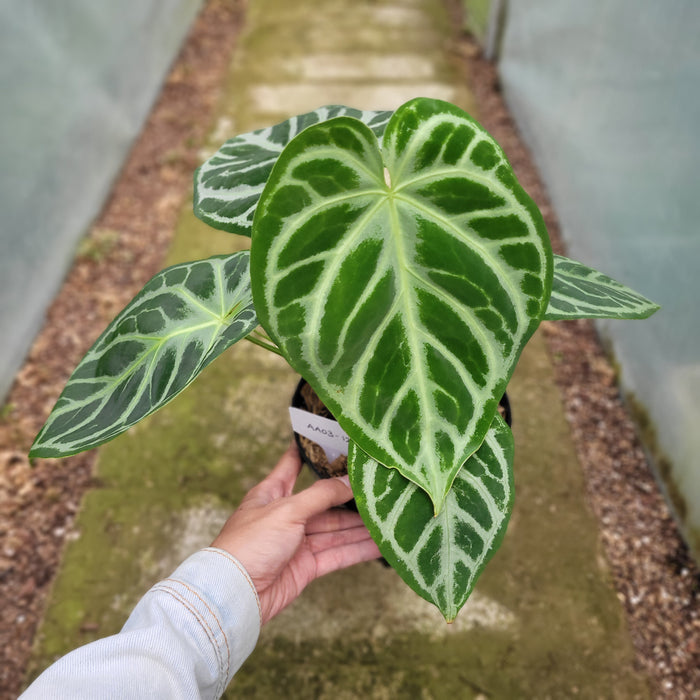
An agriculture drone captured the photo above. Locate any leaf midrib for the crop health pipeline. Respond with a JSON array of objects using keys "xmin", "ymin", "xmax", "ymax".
[
  {"xmin": 41, "ymin": 279, "xmax": 234, "ymax": 446},
  {"xmin": 387, "ymin": 192, "xmax": 437, "ymax": 496}
]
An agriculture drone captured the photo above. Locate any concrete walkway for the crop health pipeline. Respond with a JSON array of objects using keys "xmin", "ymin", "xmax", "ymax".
[{"xmin": 29, "ymin": 0, "xmax": 649, "ymax": 696}]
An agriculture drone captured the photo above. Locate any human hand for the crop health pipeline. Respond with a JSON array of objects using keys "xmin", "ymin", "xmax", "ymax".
[{"xmin": 211, "ymin": 443, "xmax": 381, "ymax": 624}]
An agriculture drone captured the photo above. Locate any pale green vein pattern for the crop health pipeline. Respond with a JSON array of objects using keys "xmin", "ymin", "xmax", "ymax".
[
  {"xmin": 251, "ymin": 98, "xmax": 551, "ymax": 512},
  {"xmin": 30, "ymin": 253, "xmax": 257, "ymax": 457},
  {"xmin": 545, "ymin": 254, "xmax": 660, "ymax": 320},
  {"xmin": 350, "ymin": 414, "xmax": 514, "ymax": 621},
  {"xmin": 194, "ymin": 107, "xmax": 392, "ymax": 235}
]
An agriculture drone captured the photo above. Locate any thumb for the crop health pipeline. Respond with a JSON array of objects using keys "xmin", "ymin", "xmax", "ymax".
[{"xmin": 290, "ymin": 475, "xmax": 353, "ymax": 521}]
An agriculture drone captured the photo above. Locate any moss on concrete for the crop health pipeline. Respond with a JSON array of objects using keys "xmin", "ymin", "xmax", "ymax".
[
  {"xmin": 215, "ymin": 0, "xmax": 474, "ymax": 133},
  {"xmin": 29, "ymin": 0, "xmax": 650, "ymax": 696},
  {"xmin": 461, "ymin": 0, "xmax": 493, "ymax": 44}
]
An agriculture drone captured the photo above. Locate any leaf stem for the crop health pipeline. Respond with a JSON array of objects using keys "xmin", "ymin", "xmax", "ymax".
[{"xmin": 245, "ymin": 331, "xmax": 283, "ymax": 356}]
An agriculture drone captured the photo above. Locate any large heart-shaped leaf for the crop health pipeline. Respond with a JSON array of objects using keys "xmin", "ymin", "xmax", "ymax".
[
  {"xmin": 194, "ymin": 107, "xmax": 393, "ymax": 236},
  {"xmin": 251, "ymin": 97, "xmax": 552, "ymax": 512},
  {"xmin": 349, "ymin": 414, "xmax": 514, "ymax": 622},
  {"xmin": 30, "ymin": 253, "xmax": 257, "ymax": 458},
  {"xmin": 545, "ymin": 254, "xmax": 660, "ymax": 320}
]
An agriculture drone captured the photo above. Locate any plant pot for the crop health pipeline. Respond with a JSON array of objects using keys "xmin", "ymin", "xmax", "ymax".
[
  {"xmin": 291, "ymin": 378, "xmax": 513, "ymax": 483},
  {"xmin": 291, "ymin": 379, "xmax": 512, "ymax": 569}
]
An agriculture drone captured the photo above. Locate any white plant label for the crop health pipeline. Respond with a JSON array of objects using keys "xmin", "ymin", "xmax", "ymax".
[{"xmin": 289, "ymin": 407, "xmax": 350, "ymax": 463}]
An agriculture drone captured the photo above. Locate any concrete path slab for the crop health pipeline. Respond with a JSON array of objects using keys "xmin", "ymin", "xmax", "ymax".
[{"xmin": 28, "ymin": 0, "xmax": 650, "ymax": 696}]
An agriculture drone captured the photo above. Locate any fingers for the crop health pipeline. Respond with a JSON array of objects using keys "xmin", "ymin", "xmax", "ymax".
[
  {"xmin": 290, "ymin": 476, "xmax": 354, "ymax": 521},
  {"xmin": 306, "ymin": 508, "xmax": 365, "ymax": 535},
  {"xmin": 246, "ymin": 443, "xmax": 302, "ymax": 505},
  {"xmin": 314, "ymin": 539, "xmax": 383, "ymax": 578},
  {"xmin": 307, "ymin": 524, "xmax": 375, "ymax": 553},
  {"xmin": 267, "ymin": 442, "xmax": 303, "ymax": 491}
]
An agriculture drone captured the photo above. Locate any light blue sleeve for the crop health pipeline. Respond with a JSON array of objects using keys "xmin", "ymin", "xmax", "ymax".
[{"xmin": 21, "ymin": 547, "xmax": 262, "ymax": 700}]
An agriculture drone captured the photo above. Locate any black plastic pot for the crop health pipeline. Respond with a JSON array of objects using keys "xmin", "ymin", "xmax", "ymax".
[
  {"xmin": 291, "ymin": 378, "xmax": 513, "ymax": 480},
  {"xmin": 499, "ymin": 391, "xmax": 512, "ymax": 428},
  {"xmin": 291, "ymin": 379, "xmax": 511, "ymax": 569},
  {"xmin": 292, "ymin": 378, "xmax": 354, "ymax": 510}
]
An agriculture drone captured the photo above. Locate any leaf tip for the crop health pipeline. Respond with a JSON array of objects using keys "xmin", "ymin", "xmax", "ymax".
[
  {"xmin": 28, "ymin": 433, "xmax": 43, "ymax": 460},
  {"xmin": 28, "ymin": 441, "xmax": 55, "ymax": 460},
  {"xmin": 431, "ymin": 492, "xmax": 446, "ymax": 518},
  {"xmin": 28, "ymin": 445, "xmax": 47, "ymax": 461},
  {"xmin": 647, "ymin": 302, "xmax": 661, "ymax": 317}
]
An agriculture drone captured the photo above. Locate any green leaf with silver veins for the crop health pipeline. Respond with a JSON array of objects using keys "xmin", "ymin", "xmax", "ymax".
[
  {"xmin": 194, "ymin": 107, "xmax": 392, "ymax": 235},
  {"xmin": 350, "ymin": 413, "xmax": 514, "ymax": 622},
  {"xmin": 251, "ymin": 97, "xmax": 552, "ymax": 512},
  {"xmin": 545, "ymin": 254, "xmax": 660, "ymax": 320},
  {"xmin": 30, "ymin": 252, "xmax": 257, "ymax": 458}
]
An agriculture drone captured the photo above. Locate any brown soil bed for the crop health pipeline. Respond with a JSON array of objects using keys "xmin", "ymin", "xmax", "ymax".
[
  {"xmin": 1, "ymin": 1, "xmax": 697, "ymax": 697},
  {"xmin": 0, "ymin": 2, "xmax": 245, "ymax": 696},
  {"xmin": 446, "ymin": 4, "xmax": 699, "ymax": 696}
]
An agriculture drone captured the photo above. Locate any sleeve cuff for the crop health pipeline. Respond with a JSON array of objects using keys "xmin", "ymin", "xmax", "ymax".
[{"xmin": 152, "ymin": 547, "xmax": 262, "ymax": 690}]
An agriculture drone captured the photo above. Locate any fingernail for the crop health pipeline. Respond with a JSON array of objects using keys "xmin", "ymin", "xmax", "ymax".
[{"xmin": 337, "ymin": 475, "xmax": 351, "ymax": 488}]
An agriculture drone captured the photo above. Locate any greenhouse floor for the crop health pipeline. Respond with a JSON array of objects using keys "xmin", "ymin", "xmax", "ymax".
[{"xmin": 13, "ymin": 0, "xmax": 697, "ymax": 697}]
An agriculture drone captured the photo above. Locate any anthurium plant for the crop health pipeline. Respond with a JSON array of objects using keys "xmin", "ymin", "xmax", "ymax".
[{"xmin": 30, "ymin": 98, "xmax": 658, "ymax": 621}]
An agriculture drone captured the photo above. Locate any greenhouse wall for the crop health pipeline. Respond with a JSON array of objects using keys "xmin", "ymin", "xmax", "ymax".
[
  {"xmin": 496, "ymin": 1, "xmax": 700, "ymax": 557},
  {"xmin": 0, "ymin": 0, "xmax": 202, "ymax": 403}
]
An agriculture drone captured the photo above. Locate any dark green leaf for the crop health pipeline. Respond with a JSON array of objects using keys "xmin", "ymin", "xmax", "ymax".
[
  {"xmin": 194, "ymin": 107, "xmax": 392, "ymax": 235},
  {"xmin": 251, "ymin": 97, "xmax": 551, "ymax": 511},
  {"xmin": 30, "ymin": 253, "xmax": 257, "ymax": 457},
  {"xmin": 350, "ymin": 414, "xmax": 514, "ymax": 621}
]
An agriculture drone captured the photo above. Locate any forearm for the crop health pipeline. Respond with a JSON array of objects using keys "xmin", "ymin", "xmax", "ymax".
[{"xmin": 21, "ymin": 548, "xmax": 261, "ymax": 700}]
